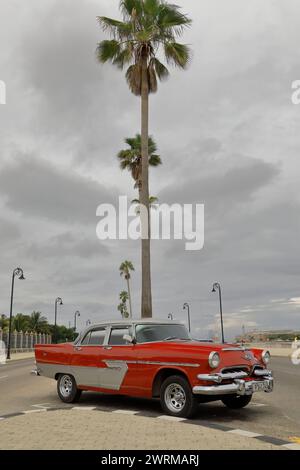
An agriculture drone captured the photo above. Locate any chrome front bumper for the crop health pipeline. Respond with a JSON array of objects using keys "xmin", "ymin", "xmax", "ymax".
[{"xmin": 193, "ymin": 371, "xmax": 274, "ymax": 396}]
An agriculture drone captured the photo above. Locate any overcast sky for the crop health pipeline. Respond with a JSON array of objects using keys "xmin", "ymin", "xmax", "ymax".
[{"xmin": 0, "ymin": 0, "xmax": 300, "ymax": 339}]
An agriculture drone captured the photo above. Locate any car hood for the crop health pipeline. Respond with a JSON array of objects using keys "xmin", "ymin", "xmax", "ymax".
[{"xmin": 145, "ymin": 340, "xmax": 264, "ymax": 370}]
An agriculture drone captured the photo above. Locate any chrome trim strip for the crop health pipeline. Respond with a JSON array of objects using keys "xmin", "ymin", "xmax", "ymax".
[
  {"xmin": 222, "ymin": 347, "xmax": 248, "ymax": 351},
  {"xmin": 119, "ymin": 360, "xmax": 200, "ymax": 368}
]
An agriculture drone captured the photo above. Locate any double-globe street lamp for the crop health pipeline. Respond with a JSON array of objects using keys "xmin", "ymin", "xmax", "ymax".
[
  {"xmin": 183, "ymin": 302, "xmax": 191, "ymax": 333},
  {"xmin": 7, "ymin": 267, "xmax": 25, "ymax": 360},
  {"xmin": 74, "ymin": 310, "xmax": 80, "ymax": 331},
  {"xmin": 212, "ymin": 282, "xmax": 225, "ymax": 343},
  {"xmin": 54, "ymin": 297, "xmax": 63, "ymax": 344}
]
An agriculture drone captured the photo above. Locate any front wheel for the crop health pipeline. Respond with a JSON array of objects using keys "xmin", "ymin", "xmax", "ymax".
[
  {"xmin": 221, "ymin": 394, "xmax": 252, "ymax": 409},
  {"xmin": 160, "ymin": 375, "xmax": 198, "ymax": 418},
  {"xmin": 57, "ymin": 374, "xmax": 82, "ymax": 403}
]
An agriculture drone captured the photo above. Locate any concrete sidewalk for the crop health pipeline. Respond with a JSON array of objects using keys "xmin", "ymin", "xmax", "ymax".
[
  {"xmin": 0, "ymin": 409, "xmax": 282, "ymax": 450},
  {"xmin": 6, "ymin": 352, "xmax": 35, "ymax": 362}
]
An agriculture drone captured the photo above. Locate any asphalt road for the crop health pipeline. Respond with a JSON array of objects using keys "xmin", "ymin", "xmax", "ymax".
[{"xmin": 0, "ymin": 356, "xmax": 299, "ymax": 442}]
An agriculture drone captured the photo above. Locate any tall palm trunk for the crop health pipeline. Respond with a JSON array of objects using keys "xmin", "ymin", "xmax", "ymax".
[
  {"xmin": 140, "ymin": 54, "xmax": 152, "ymax": 318},
  {"xmin": 126, "ymin": 277, "xmax": 133, "ymax": 319}
]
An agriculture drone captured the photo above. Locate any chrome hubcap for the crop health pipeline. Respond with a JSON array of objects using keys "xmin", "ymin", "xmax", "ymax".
[
  {"xmin": 165, "ymin": 383, "xmax": 186, "ymax": 413},
  {"xmin": 59, "ymin": 375, "xmax": 73, "ymax": 397}
]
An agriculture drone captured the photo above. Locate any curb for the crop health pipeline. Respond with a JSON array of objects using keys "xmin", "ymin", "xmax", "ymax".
[{"xmin": 0, "ymin": 405, "xmax": 299, "ymax": 450}]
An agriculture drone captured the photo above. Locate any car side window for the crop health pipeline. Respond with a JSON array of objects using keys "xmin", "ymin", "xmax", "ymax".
[
  {"xmin": 81, "ymin": 328, "xmax": 106, "ymax": 346},
  {"xmin": 108, "ymin": 327, "xmax": 131, "ymax": 346}
]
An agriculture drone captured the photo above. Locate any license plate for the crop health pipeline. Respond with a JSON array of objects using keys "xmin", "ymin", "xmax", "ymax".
[{"xmin": 252, "ymin": 381, "xmax": 268, "ymax": 392}]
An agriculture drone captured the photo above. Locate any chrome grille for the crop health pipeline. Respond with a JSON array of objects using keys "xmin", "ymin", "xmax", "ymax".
[{"xmin": 221, "ymin": 366, "xmax": 250, "ymax": 375}]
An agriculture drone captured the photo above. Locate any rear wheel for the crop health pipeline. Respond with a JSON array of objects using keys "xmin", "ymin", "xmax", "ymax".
[
  {"xmin": 221, "ymin": 394, "xmax": 252, "ymax": 409},
  {"xmin": 160, "ymin": 375, "xmax": 198, "ymax": 418},
  {"xmin": 57, "ymin": 374, "xmax": 82, "ymax": 403}
]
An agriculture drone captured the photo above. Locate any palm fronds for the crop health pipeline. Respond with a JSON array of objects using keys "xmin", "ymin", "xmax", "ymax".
[
  {"xmin": 117, "ymin": 134, "xmax": 162, "ymax": 188},
  {"xmin": 97, "ymin": 0, "xmax": 192, "ymax": 96}
]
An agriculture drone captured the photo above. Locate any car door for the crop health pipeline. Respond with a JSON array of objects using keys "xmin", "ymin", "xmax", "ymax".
[
  {"xmin": 99, "ymin": 325, "xmax": 139, "ymax": 392},
  {"xmin": 70, "ymin": 326, "xmax": 108, "ymax": 387}
]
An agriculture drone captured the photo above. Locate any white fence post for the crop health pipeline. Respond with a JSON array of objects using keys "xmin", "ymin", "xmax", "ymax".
[{"xmin": 13, "ymin": 330, "xmax": 18, "ymax": 350}]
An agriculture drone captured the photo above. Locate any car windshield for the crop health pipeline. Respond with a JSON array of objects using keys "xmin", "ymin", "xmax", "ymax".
[{"xmin": 135, "ymin": 324, "xmax": 190, "ymax": 343}]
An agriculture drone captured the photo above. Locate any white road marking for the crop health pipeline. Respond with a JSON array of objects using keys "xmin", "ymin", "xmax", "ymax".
[
  {"xmin": 283, "ymin": 443, "xmax": 300, "ymax": 450},
  {"xmin": 71, "ymin": 406, "xmax": 97, "ymax": 411},
  {"xmin": 31, "ymin": 403, "xmax": 52, "ymax": 410},
  {"xmin": 112, "ymin": 409, "xmax": 138, "ymax": 415},
  {"xmin": 0, "ymin": 376, "xmax": 8, "ymax": 380},
  {"xmin": 157, "ymin": 415, "xmax": 187, "ymax": 422},
  {"xmin": 22, "ymin": 409, "xmax": 47, "ymax": 414},
  {"xmin": 227, "ymin": 429, "xmax": 262, "ymax": 438},
  {"xmin": 249, "ymin": 403, "xmax": 267, "ymax": 407}
]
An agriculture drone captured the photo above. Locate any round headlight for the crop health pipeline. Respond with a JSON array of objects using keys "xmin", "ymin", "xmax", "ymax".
[
  {"xmin": 262, "ymin": 350, "xmax": 271, "ymax": 365},
  {"xmin": 208, "ymin": 351, "xmax": 220, "ymax": 369}
]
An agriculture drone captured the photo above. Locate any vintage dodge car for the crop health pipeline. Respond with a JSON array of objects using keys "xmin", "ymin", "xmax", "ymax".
[{"xmin": 33, "ymin": 320, "xmax": 273, "ymax": 418}]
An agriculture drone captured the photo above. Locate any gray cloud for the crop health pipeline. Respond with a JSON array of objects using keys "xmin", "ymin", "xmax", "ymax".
[
  {"xmin": 0, "ymin": 218, "xmax": 20, "ymax": 244},
  {"xmin": 0, "ymin": 156, "xmax": 116, "ymax": 224},
  {"xmin": 26, "ymin": 231, "xmax": 109, "ymax": 260}
]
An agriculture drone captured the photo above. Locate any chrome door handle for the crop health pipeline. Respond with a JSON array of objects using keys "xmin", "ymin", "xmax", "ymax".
[
  {"xmin": 74, "ymin": 346, "xmax": 82, "ymax": 351},
  {"xmin": 103, "ymin": 346, "xmax": 112, "ymax": 350}
]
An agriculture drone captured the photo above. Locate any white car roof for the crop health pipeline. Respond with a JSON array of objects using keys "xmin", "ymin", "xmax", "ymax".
[{"xmin": 86, "ymin": 319, "xmax": 184, "ymax": 328}]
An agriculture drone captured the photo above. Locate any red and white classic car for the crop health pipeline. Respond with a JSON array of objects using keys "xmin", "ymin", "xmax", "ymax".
[{"xmin": 33, "ymin": 320, "xmax": 273, "ymax": 418}]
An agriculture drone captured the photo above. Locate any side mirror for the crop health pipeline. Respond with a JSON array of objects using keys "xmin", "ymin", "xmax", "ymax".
[{"xmin": 123, "ymin": 334, "xmax": 135, "ymax": 344}]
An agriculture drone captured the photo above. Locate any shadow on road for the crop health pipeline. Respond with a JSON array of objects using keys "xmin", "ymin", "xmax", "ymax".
[{"xmin": 76, "ymin": 391, "xmax": 269, "ymax": 425}]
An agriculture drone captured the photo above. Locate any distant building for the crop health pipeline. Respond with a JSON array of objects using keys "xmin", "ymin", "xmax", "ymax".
[{"xmin": 236, "ymin": 329, "xmax": 300, "ymax": 343}]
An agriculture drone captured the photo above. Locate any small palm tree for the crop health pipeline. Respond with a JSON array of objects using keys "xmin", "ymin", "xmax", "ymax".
[
  {"xmin": 119, "ymin": 260, "xmax": 135, "ymax": 318},
  {"xmin": 132, "ymin": 196, "xmax": 158, "ymax": 214},
  {"xmin": 118, "ymin": 290, "xmax": 129, "ymax": 319},
  {"xmin": 97, "ymin": 0, "xmax": 192, "ymax": 319},
  {"xmin": 118, "ymin": 134, "xmax": 161, "ymax": 199}
]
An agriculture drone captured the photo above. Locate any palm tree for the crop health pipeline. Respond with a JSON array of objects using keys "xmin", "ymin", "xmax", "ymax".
[
  {"xmin": 97, "ymin": 0, "xmax": 192, "ymax": 318},
  {"xmin": 118, "ymin": 290, "xmax": 129, "ymax": 318},
  {"xmin": 118, "ymin": 134, "xmax": 161, "ymax": 200},
  {"xmin": 132, "ymin": 195, "xmax": 158, "ymax": 214},
  {"xmin": 28, "ymin": 311, "xmax": 48, "ymax": 333},
  {"xmin": 0, "ymin": 314, "xmax": 8, "ymax": 331},
  {"xmin": 119, "ymin": 260, "xmax": 135, "ymax": 318},
  {"xmin": 13, "ymin": 313, "xmax": 30, "ymax": 332}
]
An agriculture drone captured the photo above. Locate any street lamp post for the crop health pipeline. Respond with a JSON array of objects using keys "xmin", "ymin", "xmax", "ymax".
[
  {"xmin": 7, "ymin": 268, "xmax": 25, "ymax": 360},
  {"xmin": 54, "ymin": 297, "xmax": 63, "ymax": 344},
  {"xmin": 74, "ymin": 310, "xmax": 80, "ymax": 331},
  {"xmin": 212, "ymin": 282, "xmax": 225, "ymax": 343},
  {"xmin": 168, "ymin": 313, "xmax": 173, "ymax": 320},
  {"xmin": 183, "ymin": 302, "xmax": 191, "ymax": 332}
]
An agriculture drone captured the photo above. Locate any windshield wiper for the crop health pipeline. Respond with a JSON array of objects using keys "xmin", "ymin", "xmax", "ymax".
[{"xmin": 163, "ymin": 336, "xmax": 190, "ymax": 341}]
